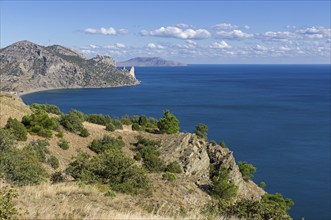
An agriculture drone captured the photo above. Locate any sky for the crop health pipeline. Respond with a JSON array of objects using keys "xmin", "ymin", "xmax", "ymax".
[{"xmin": 1, "ymin": 0, "xmax": 330, "ymax": 64}]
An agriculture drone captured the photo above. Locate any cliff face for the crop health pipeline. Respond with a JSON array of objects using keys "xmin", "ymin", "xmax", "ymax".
[{"xmin": 0, "ymin": 41, "xmax": 139, "ymax": 94}]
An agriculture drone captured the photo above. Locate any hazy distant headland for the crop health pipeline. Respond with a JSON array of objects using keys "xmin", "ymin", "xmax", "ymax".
[{"xmin": 117, "ymin": 57, "xmax": 186, "ymax": 67}]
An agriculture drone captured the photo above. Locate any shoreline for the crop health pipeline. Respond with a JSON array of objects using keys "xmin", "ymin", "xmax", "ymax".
[{"xmin": 18, "ymin": 81, "xmax": 141, "ymax": 97}]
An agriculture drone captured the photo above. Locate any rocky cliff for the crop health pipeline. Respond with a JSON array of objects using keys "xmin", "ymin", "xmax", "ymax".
[
  {"xmin": 0, "ymin": 41, "xmax": 139, "ymax": 94},
  {"xmin": 117, "ymin": 57, "xmax": 186, "ymax": 67}
]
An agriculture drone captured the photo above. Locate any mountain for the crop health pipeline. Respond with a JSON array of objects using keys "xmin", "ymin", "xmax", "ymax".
[
  {"xmin": 0, "ymin": 41, "xmax": 139, "ymax": 94},
  {"xmin": 117, "ymin": 57, "xmax": 186, "ymax": 67}
]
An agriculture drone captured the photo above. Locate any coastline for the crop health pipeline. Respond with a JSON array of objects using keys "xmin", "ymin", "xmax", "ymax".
[{"xmin": 18, "ymin": 81, "xmax": 141, "ymax": 97}]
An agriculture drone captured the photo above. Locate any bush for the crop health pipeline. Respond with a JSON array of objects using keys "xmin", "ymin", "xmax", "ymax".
[
  {"xmin": 58, "ymin": 139, "xmax": 69, "ymax": 150},
  {"xmin": 130, "ymin": 115, "xmax": 140, "ymax": 124},
  {"xmin": 139, "ymin": 115, "xmax": 148, "ymax": 126},
  {"xmin": 195, "ymin": 123, "xmax": 208, "ymax": 140},
  {"xmin": 86, "ymin": 114, "xmax": 111, "ymax": 125},
  {"xmin": 0, "ymin": 128, "xmax": 14, "ymax": 152},
  {"xmin": 132, "ymin": 123, "xmax": 141, "ymax": 131},
  {"xmin": 79, "ymin": 128, "xmax": 90, "ymax": 137},
  {"xmin": 22, "ymin": 110, "xmax": 58, "ymax": 138},
  {"xmin": 24, "ymin": 140, "xmax": 50, "ymax": 162},
  {"xmin": 56, "ymin": 130, "xmax": 64, "ymax": 138},
  {"xmin": 60, "ymin": 110, "xmax": 87, "ymax": 136},
  {"xmin": 0, "ymin": 186, "xmax": 19, "ymax": 220},
  {"xmin": 89, "ymin": 135, "xmax": 124, "ymax": 154},
  {"xmin": 220, "ymin": 140, "xmax": 228, "ymax": 148},
  {"xmin": 238, "ymin": 161, "xmax": 256, "ymax": 181},
  {"xmin": 48, "ymin": 155, "xmax": 60, "ymax": 169},
  {"xmin": 210, "ymin": 140, "xmax": 217, "ymax": 146},
  {"xmin": 121, "ymin": 115, "xmax": 132, "ymax": 125},
  {"xmin": 157, "ymin": 110, "xmax": 180, "ymax": 134},
  {"xmin": 0, "ymin": 148, "xmax": 48, "ymax": 185},
  {"xmin": 259, "ymin": 181, "xmax": 266, "ymax": 189},
  {"xmin": 5, "ymin": 117, "xmax": 27, "ymax": 141},
  {"xmin": 112, "ymin": 118, "xmax": 123, "ymax": 130},
  {"xmin": 30, "ymin": 103, "xmax": 62, "ymax": 115},
  {"xmin": 162, "ymin": 172, "xmax": 176, "ymax": 182},
  {"xmin": 210, "ymin": 165, "xmax": 238, "ymax": 201},
  {"xmin": 51, "ymin": 171, "xmax": 65, "ymax": 183},
  {"xmin": 165, "ymin": 161, "xmax": 182, "ymax": 173},
  {"xmin": 105, "ymin": 123, "xmax": 115, "ymax": 132}
]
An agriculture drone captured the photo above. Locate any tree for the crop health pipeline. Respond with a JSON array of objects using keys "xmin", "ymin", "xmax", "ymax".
[
  {"xmin": 238, "ymin": 161, "xmax": 256, "ymax": 181},
  {"xmin": 157, "ymin": 110, "xmax": 179, "ymax": 134},
  {"xmin": 210, "ymin": 165, "xmax": 238, "ymax": 201},
  {"xmin": 5, "ymin": 117, "xmax": 28, "ymax": 141},
  {"xmin": 195, "ymin": 123, "xmax": 208, "ymax": 140}
]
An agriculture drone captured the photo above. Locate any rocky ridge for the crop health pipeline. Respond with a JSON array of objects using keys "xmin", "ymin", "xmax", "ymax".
[{"xmin": 0, "ymin": 41, "xmax": 139, "ymax": 94}]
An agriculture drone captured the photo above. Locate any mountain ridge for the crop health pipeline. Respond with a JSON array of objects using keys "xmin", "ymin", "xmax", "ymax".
[{"xmin": 117, "ymin": 57, "xmax": 186, "ymax": 67}]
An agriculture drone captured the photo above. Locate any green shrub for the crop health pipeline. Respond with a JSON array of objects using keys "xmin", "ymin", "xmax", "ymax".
[
  {"xmin": 262, "ymin": 193, "xmax": 294, "ymax": 211},
  {"xmin": 0, "ymin": 186, "xmax": 19, "ymax": 220},
  {"xmin": 120, "ymin": 115, "xmax": 132, "ymax": 125},
  {"xmin": 238, "ymin": 161, "xmax": 256, "ymax": 181},
  {"xmin": 5, "ymin": 117, "xmax": 27, "ymax": 141},
  {"xmin": 210, "ymin": 140, "xmax": 217, "ymax": 146},
  {"xmin": 89, "ymin": 135, "xmax": 124, "ymax": 154},
  {"xmin": 51, "ymin": 171, "xmax": 65, "ymax": 183},
  {"xmin": 130, "ymin": 115, "xmax": 140, "ymax": 124},
  {"xmin": 210, "ymin": 165, "xmax": 238, "ymax": 201},
  {"xmin": 30, "ymin": 103, "xmax": 62, "ymax": 115},
  {"xmin": 112, "ymin": 118, "xmax": 123, "ymax": 130},
  {"xmin": 22, "ymin": 110, "xmax": 58, "ymax": 138},
  {"xmin": 259, "ymin": 181, "xmax": 266, "ymax": 189},
  {"xmin": 162, "ymin": 172, "xmax": 176, "ymax": 182},
  {"xmin": 86, "ymin": 114, "xmax": 111, "ymax": 125},
  {"xmin": 0, "ymin": 148, "xmax": 48, "ymax": 185},
  {"xmin": 105, "ymin": 123, "xmax": 115, "ymax": 132},
  {"xmin": 58, "ymin": 139, "xmax": 69, "ymax": 150},
  {"xmin": 220, "ymin": 140, "xmax": 228, "ymax": 148},
  {"xmin": 79, "ymin": 128, "xmax": 90, "ymax": 137},
  {"xmin": 165, "ymin": 161, "xmax": 182, "ymax": 173},
  {"xmin": 157, "ymin": 110, "xmax": 180, "ymax": 134},
  {"xmin": 104, "ymin": 190, "xmax": 116, "ymax": 197},
  {"xmin": 24, "ymin": 139, "xmax": 50, "ymax": 162},
  {"xmin": 195, "ymin": 123, "xmax": 208, "ymax": 140},
  {"xmin": 0, "ymin": 128, "xmax": 14, "ymax": 152},
  {"xmin": 56, "ymin": 130, "xmax": 64, "ymax": 138},
  {"xmin": 48, "ymin": 155, "xmax": 60, "ymax": 169},
  {"xmin": 138, "ymin": 115, "xmax": 148, "ymax": 126},
  {"xmin": 132, "ymin": 123, "xmax": 141, "ymax": 131}
]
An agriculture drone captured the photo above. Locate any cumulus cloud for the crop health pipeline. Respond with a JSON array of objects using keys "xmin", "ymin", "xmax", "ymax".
[
  {"xmin": 104, "ymin": 43, "xmax": 126, "ymax": 49},
  {"xmin": 210, "ymin": 41, "xmax": 232, "ymax": 49},
  {"xmin": 259, "ymin": 31, "xmax": 296, "ymax": 41},
  {"xmin": 147, "ymin": 43, "xmax": 165, "ymax": 49},
  {"xmin": 213, "ymin": 23, "xmax": 238, "ymax": 30},
  {"xmin": 140, "ymin": 26, "xmax": 211, "ymax": 40},
  {"xmin": 84, "ymin": 27, "xmax": 127, "ymax": 35},
  {"xmin": 216, "ymin": 30, "xmax": 253, "ymax": 39},
  {"xmin": 296, "ymin": 26, "xmax": 331, "ymax": 39},
  {"xmin": 254, "ymin": 45, "xmax": 268, "ymax": 51}
]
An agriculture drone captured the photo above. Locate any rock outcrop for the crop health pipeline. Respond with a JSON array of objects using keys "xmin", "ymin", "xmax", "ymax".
[{"xmin": 0, "ymin": 41, "xmax": 139, "ymax": 94}]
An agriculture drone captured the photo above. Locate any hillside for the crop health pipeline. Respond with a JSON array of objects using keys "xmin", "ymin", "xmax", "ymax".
[
  {"xmin": 117, "ymin": 57, "xmax": 186, "ymax": 67},
  {"xmin": 0, "ymin": 94, "xmax": 293, "ymax": 220},
  {"xmin": 0, "ymin": 41, "xmax": 139, "ymax": 94}
]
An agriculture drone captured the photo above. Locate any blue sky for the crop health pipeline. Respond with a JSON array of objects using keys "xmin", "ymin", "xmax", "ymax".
[{"xmin": 1, "ymin": 1, "xmax": 330, "ymax": 64}]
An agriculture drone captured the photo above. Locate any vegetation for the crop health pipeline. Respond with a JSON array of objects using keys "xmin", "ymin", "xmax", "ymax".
[
  {"xmin": 50, "ymin": 171, "xmax": 65, "ymax": 183},
  {"xmin": 105, "ymin": 123, "xmax": 115, "ymax": 131},
  {"xmin": 220, "ymin": 140, "xmax": 228, "ymax": 148},
  {"xmin": 85, "ymin": 114, "xmax": 111, "ymax": 125},
  {"xmin": 120, "ymin": 115, "xmax": 132, "ymax": 125},
  {"xmin": 132, "ymin": 123, "xmax": 141, "ymax": 131},
  {"xmin": 112, "ymin": 118, "xmax": 123, "ymax": 130},
  {"xmin": 22, "ymin": 109, "xmax": 58, "ymax": 138},
  {"xmin": 24, "ymin": 140, "xmax": 50, "ymax": 162},
  {"xmin": 48, "ymin": 155, "xmax": 60, "ymax": 169},
  {"xmin": 157, "ymin": 110, "xmax": 179, "ymax": 134},
  {"xmin": 238, "ymin": 161, "xmax": 256, "ymax": 181},
  {"xmin": 0, "ymin": 186, "xmax": 19, "ymax": 220},
  {"xmin": 195, "ymin": 123, "xmax": 208, "ymax": 140},
  {"xmin": 0, "ymin": 128, "xmax": 14, "ymax": 152},
  {"xmin": 30, "ymin": 103, "xmax": 63, "ymax": 115},
  {"xmin": 89, "ymin": 135, "xmax": 124, "ymax": 154},
  {"xmin": 60, "ymin": 109, "xmax": 89, "ymax": 137},
  {"xmin": 162, "ymin": 172, "xmax": 176, "ymax": 182},
  {"xmin": 259, "ymin": 181, "xmax": 266, "ymax": 189},
  {"xmin": 5, "ymin": 117, "xmax": 27, "ymax": 141},
  {"xmin": 210, "ymin": 165, "xmax": 238, "ymax": 201},
  {"xmin": 58, "ymin": 139, "xmax": 69, "ymax": 150},
  {"xmin": 165, "ymin": 161, "xmax": 182, "ymax": 173}
]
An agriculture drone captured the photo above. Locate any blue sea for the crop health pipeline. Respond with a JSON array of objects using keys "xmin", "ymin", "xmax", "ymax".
[{"xmin": 22, "ymin": 65, "xmax": 330, "ymax": 220}]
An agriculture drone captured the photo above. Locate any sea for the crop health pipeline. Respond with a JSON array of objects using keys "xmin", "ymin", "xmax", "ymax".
[{"xmin": 21, "ymin": 64, "xmax": 331, "ymax": 220}]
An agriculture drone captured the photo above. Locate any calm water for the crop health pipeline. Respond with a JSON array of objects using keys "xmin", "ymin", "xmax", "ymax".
[{"xmin": 22, "ymin": 65, "xmax": 330, "ymax": 220}]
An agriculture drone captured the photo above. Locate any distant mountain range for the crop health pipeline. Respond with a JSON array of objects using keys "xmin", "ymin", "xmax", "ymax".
[
  {"xmin": 117, "ymin": 57, "xmax": 186, "ymax": 67},
  {"xmin": 0, "ymin": 41, "xmax": 139, "ymax": 94}
]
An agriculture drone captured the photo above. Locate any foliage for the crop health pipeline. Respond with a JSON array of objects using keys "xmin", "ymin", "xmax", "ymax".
[
  {"xmin": 262, "ymin": 193, "xmax": 294, "ymax": 211},
  {"xmin": 56, "ymin": 130, "xmax": 64, "ymax": 138},
  {"xmin": 157, "ymin": 110, "xmax": 180, "ymax": 134},
  {"xmin": 22, "ymin": 109, "xmax": 58, "ymax": 138},
  {"xmin": 60, "ymin": 110, "xmax": 89, "ymax": 137},
  {"xmin": 220, "ymin": 140, "xmax": 228, "ymax": 148},
  {"xmin": 48, "ymin": 155, "xmax": 60, "ymax": 169},
  {"xmin": 51, "ymin": 171, "xmax": 65, "ymax": 183},
  {"xmin": 162, "ymin": 172, "xmax": 176, "ymax": 182},
  {"xmin": 105, "ymin": 123, "xmax": 115, "ymax": 132},
  {"xmin": 85, "ymin": 114, "xmax": 111, "ymax": 125},
  {"xmin": 66, "ymin": 150, "xmax": 150, "ymax": 194},
  {"xmin": 89, "ymin": 135, "xmax": 124, "ymax": 154},
  {"xmin": 30, "ymin": 103, "xmax": 62, "ymax": 115},
  {"xmin": 112, "ymin": 118, "xmax": 123, "ymax": 130},
  {"xmin": 0, "ymin": 128, "xmax": 14, "ymax": 152},
  {"xmin": 120, "ymin": 115, "xmax": 132, "ymax": 125},
  {"xmin": 259, "ymin": 181, "xmax": 266, "ymax": 189},
  {"xmin": 5, "ymin": 117, "xmax": 27, "ymax": 141},
  {"xmin": 210, "ymin": 165, "xmax": 238, "ymax": 201},
  {"xmin": 238, "ymin": 161, "xmax": 256, "ymax": 181},
  {"xmin": 79, "ymin": 128, "xmax": 90, "ymax": 137},
  {"xmin": 0, "ymin": 148, "xmax": 48, "ymax": 185},
  {"xmin": 195, "ymin": 123, "xmax": 208, "ymax": 140},
  {"xmin": 165, "ymin": 161, "xmax": 182, "ymax": 173},
  {"xmin": 135, "ymin": 136, "xmax": 165, "ymax": 172},
  {"xmin": 0, "ymin": 186, "xmax": 19, "ymax": 220},
  {"xmin": 58, "ymin": 139, "xmax": 69, "ymax": 150},
  {"xmin": 130, "ymin": 115, "xmax": 140, "ymax": 124},
  {"xmin": 132, "ymin": 123, "xmax": 141, "ymax": 131},
  {"xmin": 138, "ymin": 115, "xmax": 148, "ymax": 126},
  {"xmin": 24, "ymin": 140, "xmax": 50, "ymax": 162}
]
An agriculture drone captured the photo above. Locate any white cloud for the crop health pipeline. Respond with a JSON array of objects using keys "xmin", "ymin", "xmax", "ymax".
[
  {"xmin": 115, "ymin": 43, "xmax": 126, "ymax": 48},
  {"xmin": 140, "ymin": 26, "xmax": 211, "ymax": 40},
  {"xmin": 104, "ymin": 43, "xmax": 126, "ymax": 49},
  {"xmin": 147, "ymin": 43, "xmax": 165, "ymax": 49},
  {"xmin": 296, "ymin": 26, "xmax": 331, "ymax": 39},
  {"xmin": 255, "ymin": 45, "xmax": 268, "ymax": 51},
  {"xmin": 259, "ymin": 31, "xmax": 295, "ymax": 41},
  {"xmin": 89, "ymin": 44, "xmax": 98, "ymax": 49},
  {"xmin": 213, "ymin": 23, "xmax": 238, "ymax": 30},
  {"xmin": 186, "ymin": 40, "xmax": 197, "ymax": 45},
  {"xmin": 84, "ymin": 27, "xmax": 128, "ymax": 35},
  {"xmin": 216, "ymin": 30, "xmax": 253, "ymax": 39},
  {"xmin": 244, "ymin": 25, "xmax": 250, "ymax": 30},
  {"xmin": 210, "ymin": 41, "xmax": 232, "ymax": 49}
]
